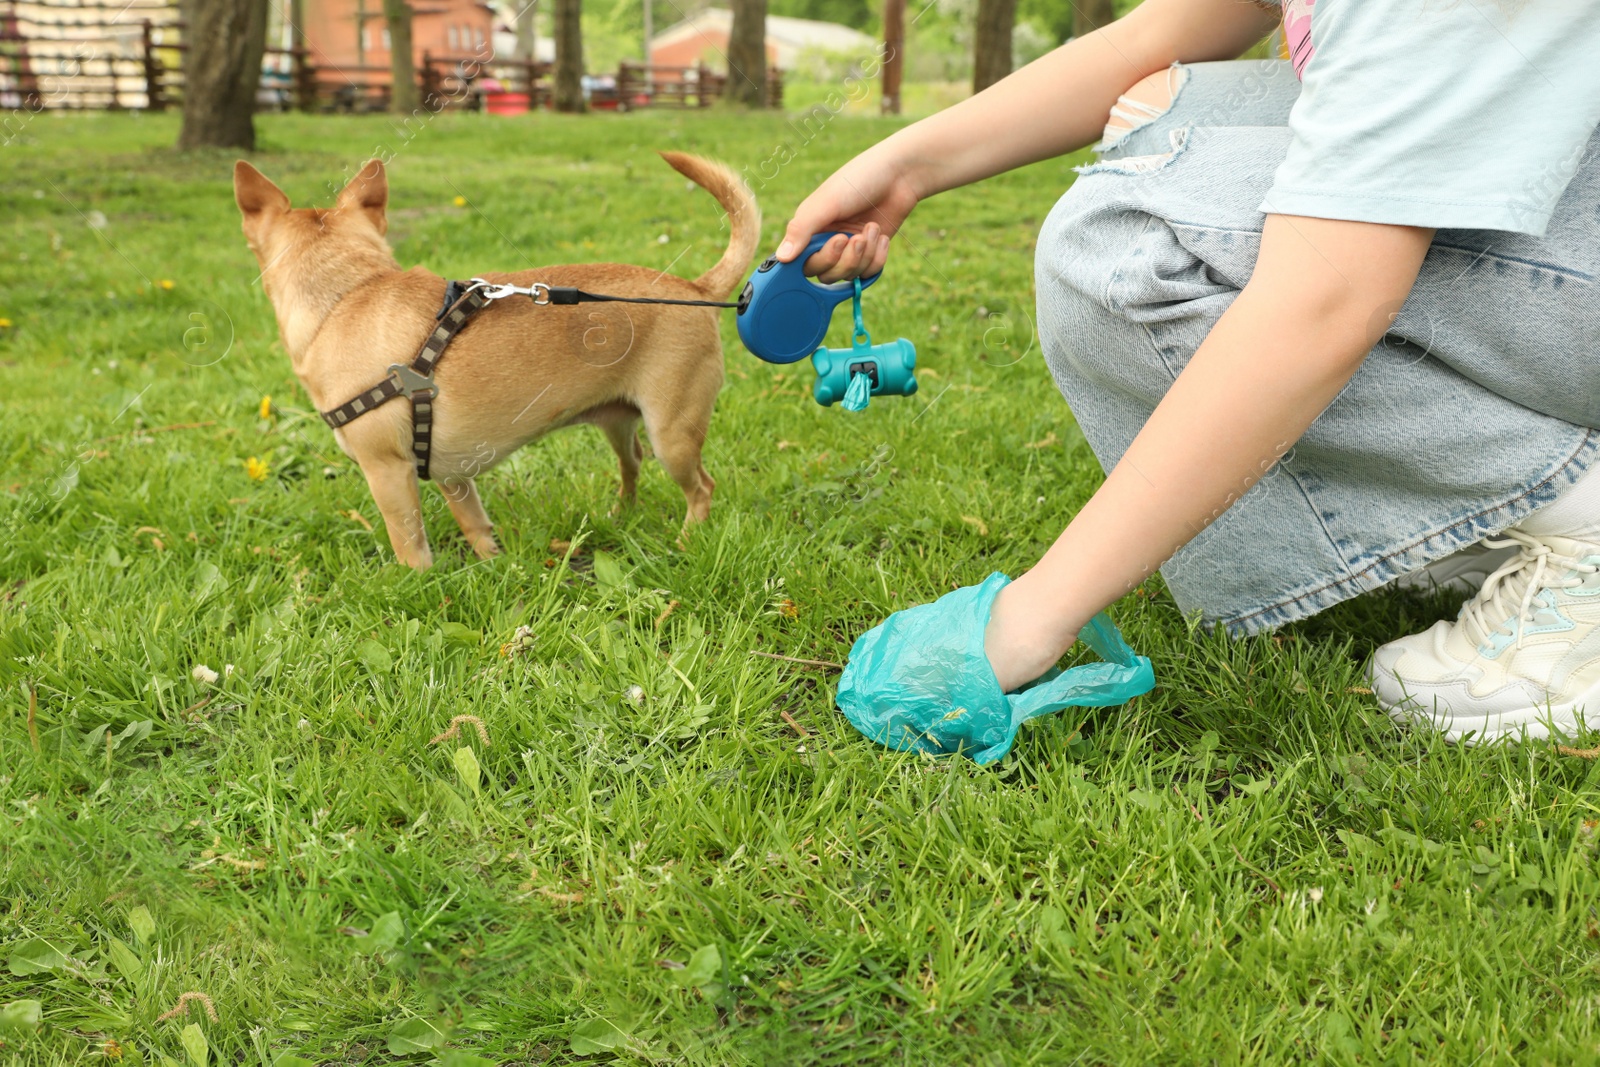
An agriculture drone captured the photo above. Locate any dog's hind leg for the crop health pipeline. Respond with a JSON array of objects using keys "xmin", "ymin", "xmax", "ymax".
[
  {"xmin": 360, "ymin": 457, "xmax": 434, "ymax": 569},
  {"xmin": 440, "ymin": 478, "xmax": 500, "ymax": 559},
  {"xmin": 595, "ymin": 407, "xmax": 644, "ymax": 512},
  {"xmin": 641, "ymin": 404, "xmax": 715, "ymax": 540}
]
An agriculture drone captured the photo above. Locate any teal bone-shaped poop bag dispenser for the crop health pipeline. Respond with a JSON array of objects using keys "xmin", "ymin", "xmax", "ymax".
[{"xmin": 812, "ymin": 280, "xmax": 918, "ymax": 411}]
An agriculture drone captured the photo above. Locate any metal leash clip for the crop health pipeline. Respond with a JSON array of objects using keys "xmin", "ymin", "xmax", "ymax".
[{"xmin": 468, "ymin": 277, "xmax": 550, "ymax": 304}]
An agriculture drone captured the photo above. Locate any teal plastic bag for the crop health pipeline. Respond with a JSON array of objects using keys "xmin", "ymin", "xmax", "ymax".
[
  {"xmin": 841, "ymin": 371, "xmax": 873, "ymax": 411},
  {"xmin": 836, "ymin": 573, "xmax": 1155, "ymax": 765}
]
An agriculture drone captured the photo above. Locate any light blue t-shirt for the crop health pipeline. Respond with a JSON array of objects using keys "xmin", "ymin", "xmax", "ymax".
[{"xmin": 1265, "ymin": 0, "xmax": 1600, "ymax": 235}]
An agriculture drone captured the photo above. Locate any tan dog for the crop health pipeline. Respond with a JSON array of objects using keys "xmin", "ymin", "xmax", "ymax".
[{"xmin": 232, "ymin": 153, "xmax": 758, "ymax": 568}]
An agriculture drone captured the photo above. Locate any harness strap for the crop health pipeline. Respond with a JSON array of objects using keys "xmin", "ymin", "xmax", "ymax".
[
  {"xmin": 319, "ymin": 373, "xmax": 406, "ymax": 433},
  {"xmin": 319, "ymin": 282, "xmax": 491, "ymax": 481},
  {"xmin": 413, "ymin": 285, "xmax": 491, "ymax": 377}
]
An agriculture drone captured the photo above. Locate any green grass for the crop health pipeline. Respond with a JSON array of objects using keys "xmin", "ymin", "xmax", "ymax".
[{"xmin": 3, "ymin": 108, "xmax": 1600, "ymax": 1067}]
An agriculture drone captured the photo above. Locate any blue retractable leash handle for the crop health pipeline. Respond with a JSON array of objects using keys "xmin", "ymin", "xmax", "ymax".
[
  {"xmin": 737, "ymin": 231, "xmax": 881, "ymax": 364},
  {"xmin": 736, "ymin": 231, "xmax": 918, "ymax": 410}
]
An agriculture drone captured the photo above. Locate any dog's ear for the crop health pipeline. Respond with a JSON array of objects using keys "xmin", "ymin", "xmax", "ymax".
[
  {"xmin": 234, "ymin": 160, "xmax": 289, "ymax": 217},
  {"xmin": 337, "ymin": 159, "xmax": 388, "ymax": 235}
]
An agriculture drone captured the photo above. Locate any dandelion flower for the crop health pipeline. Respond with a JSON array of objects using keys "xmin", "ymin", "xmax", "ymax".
[
  {"xmin": 453, "ymin": 195, "xmax": 467, "ymax": 207},
  {"xmin": 191, "ymin": 664, "xmax": 220, "ymax": 685},
  {"xmin": 258, "ymin": 395, "xmax": 272, "ymax": 420},
  {"xmin": 159, "ymin": 279, "xmax": 175, "ymax": 291},
  {"xmin": 0, "ymin": 318, "xmax": 12, "ymax": 329},
  {"xmin": 245, "ymin": 456, "xmax": 269, "ymax": 482}
]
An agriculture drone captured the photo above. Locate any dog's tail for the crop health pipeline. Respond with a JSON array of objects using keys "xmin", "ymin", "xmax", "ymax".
[{"xmin": 659, "ymin": 151, "xmax": 761, "ymax": 301}]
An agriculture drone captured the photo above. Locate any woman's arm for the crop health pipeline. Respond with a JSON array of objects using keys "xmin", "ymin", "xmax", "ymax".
[
  {"xmin": 886, "ymin": 0, "xmax": 1279, "ymax": 198},
  {"xmin": 984, "ymin": 216, "xmax": 1437, "ymax": 691},
  {"xmin": 782, "ymin": 0, "xmax": 1281, "ymax": 281}
]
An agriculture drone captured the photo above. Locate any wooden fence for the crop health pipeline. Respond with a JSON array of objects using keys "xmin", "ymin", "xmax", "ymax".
[
  {"xmin": 1, "ymin": 0, "xmax": 176, "ymax": 110},
  {"xmin": 616, "ymin": 62, "xmax": 783, "ymax": 109},
  {"xmin": 1, "ymin": 1, "xmax": 784, "ymax": 114}
]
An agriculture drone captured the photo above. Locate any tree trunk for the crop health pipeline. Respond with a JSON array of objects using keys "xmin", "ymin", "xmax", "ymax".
[
  {"xmin": 383, "ymin": 0, "xmax": 419, "ymax": 113},
  {"xmin": 553, "ymin": 0, "xmax": 584, "ymax": 112},
  {"xmin": 177, "ymin": 0, "xmax": 267, "ymax": 149},
  {"xmin": 289, "ymin": 0, "xmax": 312, "ymax": 111},
  {"xmin": 971, "ymin": 0, "xmax": 1015, "ymax": 93},
  {"xmin": 880, "ymin": 0, "xmax": 903, "ymax": 115},
  {"xmin": 1072, "ymin": 0, "xmax": 1116, "ymax": 37},
  {"xmin": 722, "ymin": 0, "xmax": 767, "ymax": 107},
  {"xmin": 177, "ymin": 0, "xmax": 197, "ymax": 72},
  {"xmin": 516, "ymin": 0, "xmax": 537, "ymax": 61}
]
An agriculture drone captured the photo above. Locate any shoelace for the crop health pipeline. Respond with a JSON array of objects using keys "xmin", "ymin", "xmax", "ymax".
[{"xmin": 1461, "ymin": 529, "xmax": 1600, "ymax": 650}]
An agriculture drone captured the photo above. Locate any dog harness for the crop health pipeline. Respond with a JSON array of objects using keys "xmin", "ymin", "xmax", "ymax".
[
  {"xmin": 319, "ymin": 281, "xmax": 491, "ymax": 481},
  {"xmin": 319, "ymin": 278, "xmax": 742, "ymax": 481}
]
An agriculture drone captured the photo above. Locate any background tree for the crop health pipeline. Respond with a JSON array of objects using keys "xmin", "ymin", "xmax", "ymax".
[
  {"xmin": 880, "ymin": 0, "xmax": 903, "ymax": 114},
  {"xmin": 553, "ymin": 0, "xmax": 584, "ymax": 112},
  {"xmin": 383, "ymin": 0, "xmax": 419, "ymax": 113},
  {"xmin": 971, "ymin": 0, "xmax": 1015, "ymax": 93},
  {"xmin": 1073, "ymin": 0, "xmax": 1116, "ymax": 37},
  {"xmin": 723, "ymin": 0, "xmax": 768, "ymax": 106},
  {"xmin": 289, "ymin": 0, "xmax": 312, "ymax": 110},
  {"xmin": 516, "ymin": 0, "xmax": 538, "ymax": 62},
  {"xmin": 177, "ymin": 0, "xmax": 267, "ymax": 149}
]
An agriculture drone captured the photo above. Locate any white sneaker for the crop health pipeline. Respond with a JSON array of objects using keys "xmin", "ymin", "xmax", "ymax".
[
  {"xmin": 1368, "ymin": 528, "xmax": 1600, "ymax": 743},
  {"xmin": 1393, "ymin": 540, "xmax": 1522, "ymax": 594}
]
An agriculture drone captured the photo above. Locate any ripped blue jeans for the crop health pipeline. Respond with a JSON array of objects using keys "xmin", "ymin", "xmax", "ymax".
[{"xmin": 1038, "ymin": 60, "xmax": 1600, "ymax": 634}]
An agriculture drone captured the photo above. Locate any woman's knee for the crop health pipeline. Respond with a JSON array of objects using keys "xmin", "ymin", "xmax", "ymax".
[
  {"xmin": 1098, "ymin": 60, "xmax": 1299, "ymax": 158},
  {"xmin": 1100, "ymin": 65, "xmax": 1189, "ymax": 152}
]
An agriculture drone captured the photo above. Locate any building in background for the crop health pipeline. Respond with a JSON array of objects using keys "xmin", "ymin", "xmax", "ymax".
[
  {"xmin": 302, "ymin": 0, "xmax": 496, "ymax": 77},
  {"xmin": 649, "ymin": 8, "xmax": 875, "ymax": 72}
]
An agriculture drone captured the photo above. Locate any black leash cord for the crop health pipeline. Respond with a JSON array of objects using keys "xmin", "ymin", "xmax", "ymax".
[
  {"xmin": 544, "ymin": 287, "xmax": 739, "ymax": 308},
  {"xmin": 436, "ymin": 278, "xmax": 744, "ymax": 322}
]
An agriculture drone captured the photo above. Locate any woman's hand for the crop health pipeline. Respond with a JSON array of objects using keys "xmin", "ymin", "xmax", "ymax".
[
  {"xmin": 775, "ymin": 150, "xmax": 921, "ymax": 283},
  {"xmin": 983, "ymin": 577, "xmax": 1078, "ymax": 693}
]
